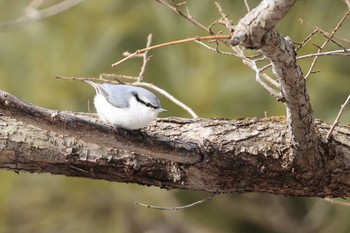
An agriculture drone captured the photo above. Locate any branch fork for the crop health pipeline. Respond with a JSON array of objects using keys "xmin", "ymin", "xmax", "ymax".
[{"xmin": 231, "ymin": 0, "xmax": 321, "ymax": 172}]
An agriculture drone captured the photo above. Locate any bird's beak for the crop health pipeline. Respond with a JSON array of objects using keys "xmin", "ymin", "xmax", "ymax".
[{"xmin": 157, "ymin": 108, "xmax": 167, "ymax": 113}]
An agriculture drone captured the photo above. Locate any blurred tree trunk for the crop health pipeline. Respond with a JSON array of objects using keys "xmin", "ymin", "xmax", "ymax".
[{"xmin": 0, "ymin": 90, "xmax": 350, "ymax": 197}]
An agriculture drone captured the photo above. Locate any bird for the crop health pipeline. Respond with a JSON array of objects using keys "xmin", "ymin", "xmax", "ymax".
[{"xmin": 85, "ymin": 81, "xmax": 166, "ymax": 130}]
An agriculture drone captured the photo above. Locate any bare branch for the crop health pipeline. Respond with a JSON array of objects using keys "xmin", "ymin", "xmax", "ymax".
[
  {"xmin": 297, "ymin": 49, "xmax": 350, "ymax": 59},
  {"xmin": 260, "ymin": 49, "xmax": 350, "ymax": 74},
  {"xmin": 214, "ymin": 2, "xmax": 235, "ymax": 32},
  {"xmin": 324, "ymin": 198, "xmax": 350, "ymax": 207},
  {"xmin": 304, "ymin": 10, "xmax": 350, "ymax": 79},
  {"xmin": 244, "ymin": 0, "xmax": 251, "ymax": 12},
  {"xmin": 133, "ymin": 81, "xmax": 199, "ymax": 118},
  {"xmin": 0, "ymin": 0, "xmax": 85, "ymax": 31},
  {"xmin": 298, "ymin": 19, "xmax": 350, "ymax": 46},
  {"xmin": 137, "ymin": 33, "xmax": 153, "ymax": 81},
  {"xmin": 135, "ymin": 193, "xmax": 216, "ymax": 211},
  {"xmin": 345, "ymin": 0, "xmax": 350, "ymax": 9},
  {"xmin": 111, "ymin": 35, "xmax": 230, "ymax": 67},
  {"xmin": 156, "ymin": 0, "xmax": 211, "ymax": 33},
  {"xmin": 194, "ymin": 40, "xmax": 241, "ymax": 58},
  {"xmin": 251, "ymin": 61, "xmax": 283, "ymax": 101},
  {"xmin": 295, "ymin": 28, "xmax": 319, "ymax": 51},
  {"xmin": 318, "ymin": 30, "xmax": 348, "ymax": 51}
]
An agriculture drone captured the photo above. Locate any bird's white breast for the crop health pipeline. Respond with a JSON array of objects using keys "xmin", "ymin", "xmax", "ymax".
[{"xmin": 93, "ymin": 94, "xmax": 159, "ymax": 130}]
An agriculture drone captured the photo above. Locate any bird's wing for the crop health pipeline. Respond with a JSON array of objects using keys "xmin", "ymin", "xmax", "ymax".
[
  {"xmin": 86, "ymin": 81, "xmax": 130, "ymax": 108},
  {"xmin": 103, "ymin": 84, "xmax": 130, "ymax": 108}
]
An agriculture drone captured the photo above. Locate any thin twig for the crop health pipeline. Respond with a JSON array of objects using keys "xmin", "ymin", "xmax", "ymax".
[
  {"xmin": 244, "ymin": 0, "xmax": 251, "ymax": 12},
  {"xmin": 111, "ymin": 51, "xmax": 139, "ymax": 68},
  {"xmin": 297, "ymin": 49, "xmax": 350, "ymax": 60},
  {"xmin": 195, "ymin": 40, "xmax": 280, "ymax": 89},
  {"xmin": 318, "ymin": 30, "xmax": 348, "ymax": 51},
  {"xmin": 194, "ymin": 34, "xmax": 280, "ymax": 90},
  {"xmin": 134, "ymin": 81, "xmax": 198, "ymax": 118},
  {"xmin": 324, "ymin": 197, "xmax": 350, "ymax": 207},
  {"xmin": 326, "ymin": 94, "xmax": 350, "ymax": 140},
  {"xmin": 99, "ymin": 73, "xmax": 133, "ymax": 82},
  {"xmin": 295, "ymin": 27, "xmax": 319, "ymax": 51},
  {"xmin": 208, "ymin": 15, "xmax": 229, "ymax": 35},
  {"xmin": 111, "ymin": 35, "xmax": 231, "ymax": 67},
  {"xmin": 299, "ymin": 19, "xmax": 350, "ymax": 45},
  {"xmin": 345, "ymin": 0, "xmax": 350, "ymax": 9},
  {"xmin": 56, "ymin": 75, "xmax": 98, "ymax": 82},
  {"xmin": 305, "ymin": 10, "xmax": 350, "ymax": 79},
  {"xmin": 258, "ymin": 48, "xmax": 350, "ymax": 74},
  {"xmin": 138, "ymin": 33, "xmax": 153, "ymax": 81},
  {"xmin": 156, "ymin": 0, "xmax": 211, "ymax": 33},
  {"xmin": 251, "ymin": 62, "xmax": 283, "ymax": 101},
  {"xmin": 194, "ymin": 40, "xmax": 241, "ymax": 58},
  {"xmin": 135, "ymin": 193, "xmax": 216, "ymax": 211},
  {"xmin": 261, "ymin": 73, "xmax": 280, "ymax": 88},
  {"xmin": 214, "ymin": 2, "xmax": 235, "ymax": 32}
]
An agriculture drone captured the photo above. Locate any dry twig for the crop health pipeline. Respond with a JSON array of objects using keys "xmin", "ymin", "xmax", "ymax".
[
  {"xmin": 135, "ymin": 193, "xmax": 216, "ymax": 211},
  {"xmin": 260, "ymin": 48, "xmax": 350, "ymax": 73},
  {"xmin": 111, "ymin": 35, "xmax": 230, "ymax": 67},
  {"xmin": 304, "ymin": 10, "xmax": 350, "ymax": 79},
  {"xmin": 137, "ymin": 34, "xmax": 153, "ymax": 81},
  {"xmin": 251, "ymin": 62, "xmax": 283, "ymax": 101},
  {"xmin": 156, "ymin": 0, "xmax": 210, "ymax": 33},
  {"xmin": 326, "ymin": 94, "xmax": 350, "ymax": 140},
  {"xmin": 244, "ymin": 0, "xmax": 251, "ymax": 12},
  {"xmin": 324, "ymin": 197, "xmax": 350, "ymax": 207},
  {"xmin": 345, "ymin": 0, "xmax": 350, "ymax": 9}
]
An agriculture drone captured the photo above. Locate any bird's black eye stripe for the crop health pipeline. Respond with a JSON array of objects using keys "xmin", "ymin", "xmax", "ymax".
[{"xmin": 132, "ymin": 92, "xmax": 158, "ymax": 109}]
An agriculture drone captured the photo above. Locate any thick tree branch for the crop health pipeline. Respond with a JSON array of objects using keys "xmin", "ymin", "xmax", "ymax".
[
  {"xmin": 231, "ymin": 0, "xmax": 319, "ymax": 173},
  {"xmin": 231, "ymin": 0, "xmax": 296, "ymax": 49},
  {"xmin": 0, "ymin": 90, "xmax": 201, "ymax": 164},
  {"xmin": 0, "ymin": 90, "xmax": 350, "ymax": 197},
  {"xmin": 261, "ymin": 30, "xmax": 319, "ymax": 171}
]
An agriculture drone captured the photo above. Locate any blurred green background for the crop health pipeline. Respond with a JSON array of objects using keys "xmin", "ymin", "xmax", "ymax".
[{"xmin": 0, "ymin": 1, "xmax": 349, "ymax": 233}]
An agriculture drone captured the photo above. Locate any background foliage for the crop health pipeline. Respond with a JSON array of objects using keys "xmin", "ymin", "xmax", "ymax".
[{"xmin": 0, "ymin": 0, "xmax": 349, "ymax": 232}]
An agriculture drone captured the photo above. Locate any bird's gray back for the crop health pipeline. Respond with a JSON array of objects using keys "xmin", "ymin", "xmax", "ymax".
[{"xmin": 100, "ymin": 84, "xmax": 160, "ymax": 109}]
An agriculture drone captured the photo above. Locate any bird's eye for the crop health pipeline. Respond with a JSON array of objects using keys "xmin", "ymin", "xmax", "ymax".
[{"xmin": 132, "ymin": 92, "xmax": 157, "ymax": 109}]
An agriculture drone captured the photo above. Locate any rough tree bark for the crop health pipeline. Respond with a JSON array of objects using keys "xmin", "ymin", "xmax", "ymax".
[
  {"xmin": 0, "ymin": 0, "xmax": 349, "ymax": 197},
  {"xmin": 231, "ymin": 0, "xmax": 321, "ymax": 177},
  {"xmin": 1, "ymin": 90, "xmax": 350, "ymax": 197}
]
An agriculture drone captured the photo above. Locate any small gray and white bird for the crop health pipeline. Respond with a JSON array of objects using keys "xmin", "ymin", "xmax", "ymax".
[{"xmin": 85, "ymin": 81, "xmax": 166, "ymax": 130}]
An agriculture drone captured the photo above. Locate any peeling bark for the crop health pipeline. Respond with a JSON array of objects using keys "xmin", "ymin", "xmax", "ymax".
[{"xmin": 0, "ymin": 90, "xmax": 350, "ymax": 197}]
